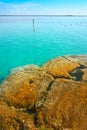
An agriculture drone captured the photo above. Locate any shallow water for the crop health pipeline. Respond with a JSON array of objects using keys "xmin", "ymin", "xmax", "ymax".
[{"xmin": 0, "ymin": 16, "xmax": 87, "ymax": 82}]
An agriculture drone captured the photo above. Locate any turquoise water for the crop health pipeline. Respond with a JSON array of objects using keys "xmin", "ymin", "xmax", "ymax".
[{"xmin": 0, "ymin": 16, "xmax": 87, "ymax": 82}]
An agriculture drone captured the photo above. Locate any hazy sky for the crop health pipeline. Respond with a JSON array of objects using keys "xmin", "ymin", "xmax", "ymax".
[{"xmin": 0, "ymin": 0, "xmax": 87, "ymax": 15}]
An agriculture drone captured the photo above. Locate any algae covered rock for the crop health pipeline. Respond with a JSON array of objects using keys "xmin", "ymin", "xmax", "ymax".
[
  {"xmin": 65, "ymin": 55, "xmax": 87, "ymax": 81},
  {"xmin": 65, "ymin": 55, "xmax": 87, "ymax": 66},
  {"xmin": 0, "ymin": 100, "xmax": 35, "ymax": 130},
  {"xmin": 37, "ymin": 79, "xmax": 87, "ymax": 130},
  {"xmin": 0, "ymin": 55, "xmax": 87, "ymax": 130},
  {"xmin": 42, "ymin": 57, "xmax": 80, "ymax": 79},
  {"xmin": 42, "ymin": 55, "xmax": 87, "ymax": 81},
  {"xmin": 0, "ymin": 65, "xmax": 54, "ymax": 109}
]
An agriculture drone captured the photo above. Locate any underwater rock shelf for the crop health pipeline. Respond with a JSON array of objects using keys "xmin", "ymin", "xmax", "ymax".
[{"xmin": 0, "ymin": 55, "xmax": 87, "ymax": 130}]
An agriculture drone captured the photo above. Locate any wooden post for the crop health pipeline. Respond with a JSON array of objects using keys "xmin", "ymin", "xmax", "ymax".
[{"xmin": 33, "ymin": 18, "xmax": 35, "ymax": 32}]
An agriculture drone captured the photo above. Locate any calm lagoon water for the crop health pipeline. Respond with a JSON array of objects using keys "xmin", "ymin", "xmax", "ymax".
[{"xmin": 0, "ymin": 16, "xmax": 87, "ymax": 82}]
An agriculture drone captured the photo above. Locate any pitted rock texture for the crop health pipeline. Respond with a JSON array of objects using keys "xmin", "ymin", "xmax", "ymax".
[
  {"xmin": 0, "ymin": 100, "xmax": 36, "ymax": 130},
  {"xmin": 0, "ymin": 67, "xmax": 54, "ymax": 109},
  {"xmin": 37, "ymin": 79, "xmax": 87, "ymax": 130},
  {"xmin": 64, "ymin": 55, "xmax": 87, "ymax": 66},
  {"xmin": 42, "ymin": 57, "xmax": 80, "ymax": 79},
  {"xmin": 0, "ymin": 55, "xmax": 87, "ymax": 130}
]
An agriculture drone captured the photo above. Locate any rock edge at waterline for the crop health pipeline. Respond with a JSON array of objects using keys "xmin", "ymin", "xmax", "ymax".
[{"xmin": 0, "ymin": 55, "xmax": 87, "ymax": 130}]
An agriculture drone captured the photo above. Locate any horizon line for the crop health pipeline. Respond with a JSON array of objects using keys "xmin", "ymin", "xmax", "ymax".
[{"xmin": 0, "ymin": 14, "xmax": 87, "ymax": 17}]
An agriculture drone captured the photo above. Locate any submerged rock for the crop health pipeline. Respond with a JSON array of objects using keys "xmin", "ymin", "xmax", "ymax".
[{"xmin": 0, "ymin": 55, "xmax": 87, "ymax": 130}]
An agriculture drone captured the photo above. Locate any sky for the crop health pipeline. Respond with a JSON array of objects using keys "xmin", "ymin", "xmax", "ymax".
[{"xmin": 0, "ymin": 0, "xmax": 87, "ymax": 15}]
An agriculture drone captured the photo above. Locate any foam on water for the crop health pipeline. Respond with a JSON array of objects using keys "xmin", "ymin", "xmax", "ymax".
[{"xmin": 0, "ymin": 16, "xmax": 87, "ymax": 82}]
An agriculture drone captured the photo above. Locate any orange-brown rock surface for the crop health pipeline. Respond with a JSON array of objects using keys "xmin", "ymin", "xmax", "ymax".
[
  {"xmin": 0, "ymin": 66, "xmax": 54, "ymax": 109},
  {"xmin": 0, "ymin": 100, "xmax": 36, "ymax": 130},
  {"xmin": 0, "ymin": 55, "xmax": 87, "ymax": 130},
  {"xmin": 42, "ymin": 57, "xmax": 80, "ymax": 79},
  {"xmin": 37, "ymin": 79, "xmax": 87, "ymax": 130}
]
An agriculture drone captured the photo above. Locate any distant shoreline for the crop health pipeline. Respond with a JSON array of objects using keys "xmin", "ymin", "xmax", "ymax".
[{"xmin": 0, "ymin": 15, "xmax": 87, "ymax": 17}]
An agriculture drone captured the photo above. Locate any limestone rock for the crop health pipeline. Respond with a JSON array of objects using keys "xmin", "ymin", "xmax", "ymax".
[
  {"xmin": 10, "ymin": 64, "xmax": 40, "ymax": 74},
  {"xmin": 64, "ymin": 55, "xmax": 87, "ymax": 81},
  {"xmin": 0, "ymin": 55, "xmax": 87, "ymax": 130},
  {"xmin": 65, "ymin": 55, "xmax": 87, "ymax": 66},
  {"xmin": 43, "ymin": 55, "xmax": 87, "ymax": 81},
  {"xmin": 37, "ymin": 79, "xmax": 87, "ymax": 130},
  {"xmin": 42, "ymin": 57, "xmax": 80, "ymax": 79},
  {"xmin": 82, "ymin": 68, "xmax": 87, "ymax": 81},
  {"xmin": 0, "ymin": 66, "xmax": 54, "ymax": 109},
  {"xmin": 0, "ymin": 100, "xmax": 35, "ymax": 130}
]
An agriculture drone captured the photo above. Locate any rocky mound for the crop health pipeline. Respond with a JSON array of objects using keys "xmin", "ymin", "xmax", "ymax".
[{"xmin": 0, "ymin": 55, "xmax": 87, "ymax": 130}]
